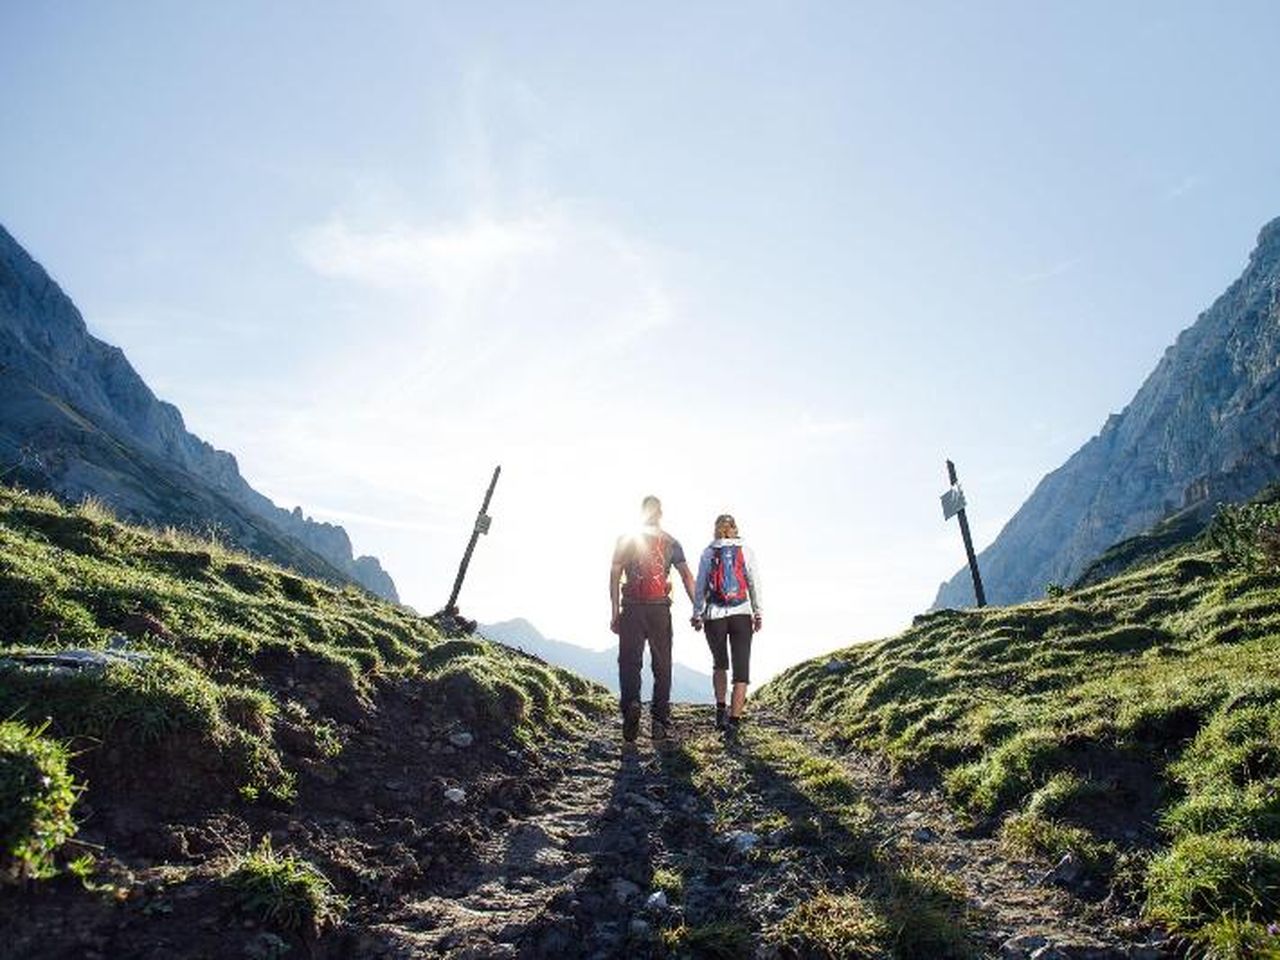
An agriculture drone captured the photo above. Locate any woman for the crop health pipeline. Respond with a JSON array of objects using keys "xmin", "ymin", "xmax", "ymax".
[{"xmin": 691, "ymin": 513, "xmax": 763, "ymax": 734}]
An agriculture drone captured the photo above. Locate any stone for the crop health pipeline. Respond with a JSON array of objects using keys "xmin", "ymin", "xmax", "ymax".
[
  {"xmin": 723, "ymin": 830, "xmax": 760, "ymax": 854},
  {"xmin": 449, "ymin": 730, "xmax": 474, "ymax": 748},
  {"xmin": 1039, "ymin": 852, "xmax": 1084, "ymax": 889},
  {"xmin": 612, "ymin": 878, "xmax": 641, "ymax": 903},
  {"xmin": 910, "ymin": 826, "xmax": 938, "ymax": 843},
  {"xmin": 645, "ymin": 890, "xmax": 668, "ymax": 911},
  {"xmin": 629, "ymin": 919, "xmax": 651, "ymax": 938},
  {"xmin": 1000, "ymin": 934, "xmax": 1049, "ymax": 958},
  {"xmin": 444, "ymin": 787, "xmax": 467, "ymax": 804}
]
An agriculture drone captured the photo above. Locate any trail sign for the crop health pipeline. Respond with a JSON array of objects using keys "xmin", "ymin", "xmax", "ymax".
[
  {"xmin": 942, "ymin": 460, "xmax": 986, "ymax": 608},
  {"xmin": 940, "ymin": 485, "xmax": 966, "ymax": 521},
  {"xmin": 443, "ymin": 465, "xmax": 502, "ymax": 615}
]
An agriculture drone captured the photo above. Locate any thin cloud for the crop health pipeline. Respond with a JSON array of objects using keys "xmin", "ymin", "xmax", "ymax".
[
  {"xmin": 1165, "ymin": 175, "xmax": 1200, "ymax": 200},
  {"xmin": 1016, "ymin": 257, "xmax": 1081, "ymax": 285}
]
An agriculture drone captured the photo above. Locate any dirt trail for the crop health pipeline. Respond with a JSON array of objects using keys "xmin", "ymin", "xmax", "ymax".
[{"xmin": 353, "ymin": 704, "xmax": 1168, "ymax": 959}]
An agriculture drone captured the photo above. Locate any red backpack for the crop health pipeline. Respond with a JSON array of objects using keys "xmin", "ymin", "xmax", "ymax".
[
  {"xmin": 623, "ymin": 533, "xmax": 671, "ymax": 602},
  {"xmin": 708, "ymin": 544, "xmax": 749, "ymax": 605}
]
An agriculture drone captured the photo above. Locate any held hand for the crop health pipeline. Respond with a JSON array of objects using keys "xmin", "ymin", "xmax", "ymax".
[
  {"xmin": 753, "ymin": 613, "xmax": 763, "ymax": 632},
  {"xmin": 690, "ymin": 616, "xmax": 703, "ymax": 632},
  {"xmin": 611, "ymin": 613, "xmax": 621, "ymax": 635}
]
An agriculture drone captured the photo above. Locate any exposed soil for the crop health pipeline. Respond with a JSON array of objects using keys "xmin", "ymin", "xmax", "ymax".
[{"xmin": 0, "ymin": 702, "xmax": 1179, "ymax": 959}]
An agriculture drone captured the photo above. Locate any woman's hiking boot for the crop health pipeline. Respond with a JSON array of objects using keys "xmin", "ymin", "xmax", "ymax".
[{"xmin": 622, "ymin": 701, "xmax": 642, "ymax": 743}]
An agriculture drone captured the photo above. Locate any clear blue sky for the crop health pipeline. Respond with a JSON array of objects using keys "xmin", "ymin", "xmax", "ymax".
[{"xmin": 3, "ymin": 2, "xmax": 1279, "ymax": 682}]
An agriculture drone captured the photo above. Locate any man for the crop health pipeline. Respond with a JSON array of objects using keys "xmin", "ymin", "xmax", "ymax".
[{"xmin": 610, "ymin": 495, "xmax": 696, "ymax": 742}]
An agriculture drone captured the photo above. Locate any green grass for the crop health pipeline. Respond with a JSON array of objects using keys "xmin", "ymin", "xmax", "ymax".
[
  {"xmin": 0, "ymin": 484, "xmax": 609, "ymax": 808},
  {"xmin": 759, "ymin": 521, "xmax": 1280, "ymax": 949},
  {"xmin": 660, "ymin": 920, "xmax": 754, "ymax": 959},
  {"xmin": 0, "ymin": 720, "xmax": 77, "ymax": 880},
  {"xmin": 223, "ymin": 837, "xmax": 347, "ymax": 933},
  {"xmin": 651, "ymin": 866, "xmax": 685, "ymax": 902}
]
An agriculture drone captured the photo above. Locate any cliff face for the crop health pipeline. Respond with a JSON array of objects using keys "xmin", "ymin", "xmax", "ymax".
[
  {"xmin": 935, "ymin": 217, "xmax": 1280, "ymax": 608},
  {"xmin": 0, "ymin": 223, "xmax": 398, "ymax": 601}
]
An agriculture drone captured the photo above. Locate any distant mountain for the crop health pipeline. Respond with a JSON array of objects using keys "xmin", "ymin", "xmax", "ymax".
[
  {"xmin": 935, "ymin": 215, "xmax": 1280, "ymax": 609},
  {"xmin": 481, "ymin": 617, "xmax": 715, "ymax": 704},
  {"xmin": 0, "ymin": 223, "xmax": 397, "ymax": 600}
]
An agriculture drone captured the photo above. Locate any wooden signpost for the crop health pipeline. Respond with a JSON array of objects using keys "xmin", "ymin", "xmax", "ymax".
[
  {"xmin": 942, "ymin": 459, "xmax": 987, "ymax": 608},
  {"xmin": 443, "ymin": 464, "xmax": 502, "ymax": 615}
]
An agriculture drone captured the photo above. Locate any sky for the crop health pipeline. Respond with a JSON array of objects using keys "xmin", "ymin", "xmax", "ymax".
[{"xmin": 3, "ymin": 2, "xmax": 1279, "ymax": 684}]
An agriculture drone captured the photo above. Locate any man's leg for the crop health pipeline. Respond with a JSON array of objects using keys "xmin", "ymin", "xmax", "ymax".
[
  {"xmin": 617, "ymin": 607, "xmax": 644, "ymax": 740},
  {"xmin": 648, "ymin": 606, "xmax": 674, "ymax": 733}
]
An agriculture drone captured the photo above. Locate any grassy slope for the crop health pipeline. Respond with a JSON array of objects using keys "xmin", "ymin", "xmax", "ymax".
[
  {"xmin": 0, "ymin": 484, "xmax": 608, "ymax": 948},
  {"xmin": 759, "ymin": 536, "xmax": 1280, "ymax": 954}
]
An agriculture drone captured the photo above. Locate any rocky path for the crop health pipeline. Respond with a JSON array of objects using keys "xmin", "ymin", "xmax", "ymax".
[{"xmin": 359, "ymin": 705, "xmax": 1171, "ymax": 959}]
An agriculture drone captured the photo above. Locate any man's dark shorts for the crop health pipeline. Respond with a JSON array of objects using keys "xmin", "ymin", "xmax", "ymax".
[{"xmin": 705, "ymin": 614, "xmax": 753, "ymax": 684}]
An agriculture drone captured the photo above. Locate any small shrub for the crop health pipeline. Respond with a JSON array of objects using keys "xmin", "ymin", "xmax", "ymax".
[
  {"xmin": 0, "ymin": 721, "xmax": 77, "ymax": 880},
  {"xmin": 1211, "ymin": 502, "xmax": 1280, "ymax": 574},
  {"xmin": 650, "ymin": 866, "xmax": 684, "ymax": 901},
  {"xmin": 224, "ymin": 838, "xmax": 346, "ymax": 933},
  {"xmin": 770, "ymin": 890, "xmax": 891, "ymax": 957}
]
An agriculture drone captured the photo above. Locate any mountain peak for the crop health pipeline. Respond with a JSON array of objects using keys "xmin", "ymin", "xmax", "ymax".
[
  {"xmin": 934, "ymin": 215, "xmax": 1280, "ymax": 608},
  {"xmin": 0, "ymin": 223, "xmax": 398, "ymax": 601}
]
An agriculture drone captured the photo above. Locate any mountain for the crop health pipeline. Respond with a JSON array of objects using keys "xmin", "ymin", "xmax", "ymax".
[
  {"xmin": 0, "ymin": 223, "xmax": 397, "ymax": 600},
  {"xmin": 481, "ymin": 617, "xmax": 716, "ymax": 704},
  {"xmin": 935, "ymin": 215, "xmax": 1280, "ymax": 608}
]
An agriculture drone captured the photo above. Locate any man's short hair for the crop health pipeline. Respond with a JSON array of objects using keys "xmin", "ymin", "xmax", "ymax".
[{"xmin": 641, "ymin": 495, "xmax": 662, "ymax": 522}]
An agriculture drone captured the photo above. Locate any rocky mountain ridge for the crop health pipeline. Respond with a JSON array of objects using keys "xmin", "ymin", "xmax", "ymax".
[
  {"xmin": 0, "ymin": 222, "xmax": 397, "ymax": 600},
  {"xmin": 935, "ymin": 215, "xmax": 1280, "ymax": 608}
]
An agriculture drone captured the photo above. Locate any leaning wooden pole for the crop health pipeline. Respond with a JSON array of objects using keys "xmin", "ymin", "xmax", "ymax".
[
  {"xmin": 444, "ymin": 465, "xmax": 502, "ymax": 614},
  {"xmin": 947, "ymin": 459, "xmax": 987, "ymax": 608}
]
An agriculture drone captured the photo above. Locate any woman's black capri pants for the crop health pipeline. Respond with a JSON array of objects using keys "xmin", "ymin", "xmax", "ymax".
[{"xmin": 705, "ymin": 614, "xmax": 753, "ymax": 683}]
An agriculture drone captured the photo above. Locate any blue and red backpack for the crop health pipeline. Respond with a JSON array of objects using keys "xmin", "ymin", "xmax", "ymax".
[{"xmin": 708, "ymin": 544, "xmax": 749, "ymax": 605}]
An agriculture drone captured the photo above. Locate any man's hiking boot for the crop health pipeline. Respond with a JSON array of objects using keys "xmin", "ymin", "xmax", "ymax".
[
  {"xmin": 725, "ymin": 715, "xmax": 742, "ymax": 742},
  {"xmin": 622, "ymin": 702, "xmax": 642, "ymax": 743},
  {"xmin": 651, "ymin": 716, "xmax": 669, "ymax": 741},
  {"xmin": 715, "ymin": 703, "xmax": 727, "ymax": 731}
]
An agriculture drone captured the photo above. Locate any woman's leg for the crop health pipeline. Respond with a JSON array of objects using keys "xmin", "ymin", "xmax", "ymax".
[
  {"xmin": 705, "ymin": 618, "xmax": 731, "ymax": 728},
  {"xmin": 727, "ymin": 614, "xmax": 754, "ymax": 719}
]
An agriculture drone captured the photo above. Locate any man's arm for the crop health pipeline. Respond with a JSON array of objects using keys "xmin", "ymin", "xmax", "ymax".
[
  {"xmin": 609, "ymin": 560, "xmax": 624, "ymax": 633},
  {"xmin": 676, "ymin": 561, "xmax": 696, "ymax": 606}
]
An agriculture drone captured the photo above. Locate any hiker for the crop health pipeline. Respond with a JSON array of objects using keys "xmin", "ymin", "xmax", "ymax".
[
  {"xmin": 691, "ymin": 513, "xmax": 762, "ymax": 735},
  {"xmin": 610, "ymin": 495, "xmax": 697, "ymax": 742}
]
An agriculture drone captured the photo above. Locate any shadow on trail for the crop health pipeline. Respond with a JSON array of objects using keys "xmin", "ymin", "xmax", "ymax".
[
  {"xmin": 731, "ymin": 727, "xmax": 979, "ymax": 960},
  {"xmin": 520, "ymin": 745, "xmax": 666, "ymax": 959}
]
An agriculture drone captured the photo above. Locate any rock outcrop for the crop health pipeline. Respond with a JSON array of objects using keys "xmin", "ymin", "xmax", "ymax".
[
  {"xmin": 0, "ymin": 222, "xmax": 398, "ymax": 601},
  {"xmin": 935, "ymin": 216, "xmax": 1280, "ymax": 608}
]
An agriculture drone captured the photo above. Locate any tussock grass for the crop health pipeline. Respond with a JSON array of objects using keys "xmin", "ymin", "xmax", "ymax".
[
  {"xmin": 223, "ymin": 838, "xmax": 347, "ymax": 933},
  {"xmin": 759, "ymin": 518, "xmax": 1280, "ymax": 950},
  {"xmin": 0, "ymin": 484, "xmax": 608, "ymax": 817},
  {"xmin": 0, "ymin": 720, "xmax": 77, "ymax": 880}
]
